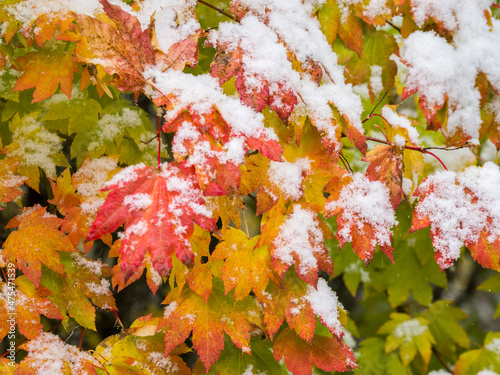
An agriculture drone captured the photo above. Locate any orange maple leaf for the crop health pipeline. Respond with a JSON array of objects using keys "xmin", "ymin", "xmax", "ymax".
[
  {"xmin": 410, "ymin": 163, "xmax": 500, "ymax": 271},
  {"xmin": 75, "ymin": 0, "xmax": 199, "ymax": 97},
  {"xmin": 324, "ymin": 170, "xmax": 396, "ymax": 265},
  {"xmin": 87, "ymin": 162, "xmax": 217, "ymax": 280},
  {"xmin": 362, "ymin": 144, "xmax": 403, "ymax": 209},
  {"xmin": 0, "ymin": 155, "xmax": 27, "ymax": 208},
  {"xmin": 12, "ymin": 48, "xmax": 78, "ymax": 103},
  {"xmin": 0, "ymin": 277, "xmax": 63, "ymax": 341},
  {"xmin": 3, "ymin": 207, "xmax": 75, "ymax": 287},
  {"xmin": 159, "ymin": 279, "xmax": 263, "ymax": 370},
  {"xmin": 273, "ymin": 328, "xmax": 357, "ymax": 375},
  {"xmin": 211, "ymin": 228, "xmax": 280, "ymax": 301}
]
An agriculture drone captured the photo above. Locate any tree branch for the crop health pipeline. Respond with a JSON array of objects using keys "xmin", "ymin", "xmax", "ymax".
[{"xmin": 198, "ymin": 0, "xmax": 239, "ymax": 22}]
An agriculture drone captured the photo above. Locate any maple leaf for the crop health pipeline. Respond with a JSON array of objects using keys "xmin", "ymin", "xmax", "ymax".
[
  {"xmin": 454, "ymin": 332, "xmax": 500, "ymax": 375},
  {"xmin": 377, "ymin": 313, "xmax": 435, "ymax": 366},
  {"xmin": 41, "ymin": 252, "xmax": 115, "ymax": 330},
  {"xmin": 362, "ymin": 144, "xmax": 404, "ymax": 209},
  {"xmin": 273, "ymin": 328, "xmax": 357, "ymax": 375},
  {"xmin": 0, "ymin": 276, "xmax": 63, "ymax": 341},
  {"xmin": 265, "ymin": 203, "xmax": 335, "ymax": 286},
  {"xmin": 159, "ymin": 278, "xmax": 264, "ymax": 370},
  {"xmin": 87, "ymin": 162, "xmax": 217, "ymax": 280},
  {"xmin": 75, "ymin": 0, "xmax": 200, "ymax": 97},
  {"xmin": 410, "ymin": 163, "xmax": 500, "ymax": 271},
  {"xmin": 17, "ymin": 332, "xmax": 99, "ymax": 375},
  {"xmin": 211, "ymin": 228, "xmax": 280, "ymax": 301},
  {"xmin": 0, "ymin": 154, "xmax": 26, "ymax": 208},
  {"xmin": 3, "ymin": 206, "xmax": 75, "ymax": 287},
  {"xmin": 208, "ymin": 45, "xmax": 298, "ymax": 122},
  {"xmin": 324, "ymin": 171, "xmax": 397, "ymax": 265},
  {"xmin": 12, "ymin": 45, "xmax": 78, "ymax": 103},
  {"xmin": 93, "ymin": 315, "xmax": 191, "ymax": 375}
]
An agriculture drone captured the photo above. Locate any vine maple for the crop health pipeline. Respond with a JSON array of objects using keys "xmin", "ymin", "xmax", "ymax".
[{"xmin": 0, "ymin": 0, "xmax": 500, "ymax": 374}]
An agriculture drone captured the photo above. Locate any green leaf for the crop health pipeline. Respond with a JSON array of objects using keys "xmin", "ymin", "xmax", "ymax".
[
  {"xmin": 478, "ymin": 272, "xmax": 500, "ymax": 293},
  {"xmin": 377, "ymin": 313, "xmax": 435, "ymax": 366},
  {"xmin": 454, "ymin": 332, "xmax": 500, "ymax": 375},
  {"xmin": 354, "ymin": 337, "xmax": 410, "ymax": 375},
  {"xmin": 206, "ymin": 336, "xmax": 281, "ymax": 375},
  {"xmin": 40, "ymin": 252, "xmax": 115, "ymax": 330},
  {"xmin": 421, "ymin": 300, "xmax": 469, "ymax": 360},
  {"xmin": 318, "ymin": 0, "xmax": 340, "ymax": 45}
]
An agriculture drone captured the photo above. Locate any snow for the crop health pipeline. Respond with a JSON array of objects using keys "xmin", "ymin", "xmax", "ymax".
[
  {"xmin": 272, "ymin": 205, "xmax": 324, "ymax": 274},
  {"xmin": 402, "ymin": 1, "xmax": 500, "ymax": 142},
  {"xmin": 70, "ymin": 253, "xmax": 104, "ymax": 277},
  {"xmin": 148, "ymin": 351, "xmax": 179, "ymax": 372},
  {"xmin": 104, "ymin": 163, "xmax": 145, "ymax": 189},
  {"xmin": 22, "ymin": 332, "xmax": 99, "ymax": 375},
  {"xmin": 207, "ymin": 0, "xmax": 364, "ymax": 150},
  {"xmin": 485, "ymin": 338, "xmax": 500, "ymax": 355},
  {"xmin": 393, "ymin": 134, "xmax": 406, "ymax": 147},
  {"xmin": 363, "ymin": 0, "xmax": 390, "ymax": 21},
  {"xmin": 369, "ymin": 65, "xmax": 384, "ymax": 98},
  {"xmin": 73, "ymin": 156, "xmax": 118, "ymax": 219},
  {"xmin": 428, "ymin": 370, "xmax": 451, "ymax": 375},
  {"xmin": 135, "ymin": 0, "xmax": 198, "ymax": 51},
  {"xmin": 414, "ymin": 162, "xmax": 500, "ymax": 269},
  {"xmin": 305, "ymin": 278, "xmax": 343, "ymax": 338},
  {"xmin": 477, "ymin": 370, "xmax": 499, "ymax": 375},
  {"xmin": 163, "ymin": 301, "xmax": 178, "ymax": 319},
  {"xmin": 393, "ymin": 319, "xmax": 428, "ymax": 342},
  {"xmin": 325, "ymin": 173, "xmax": 396, "ymax": 248},
  {"xmin": 7, "ymin": 115, "xmax": 63, "ymax": 179},
  {"xmin": 381, "ymin": 106, "xmax": 421, "ymax": 146},
  {"xmin": 85, "ymin": 278, "xmax": 111, "ymax": 296},
  {"xmin": 123, "ymin": 193, "xmax": 153, "ymax": 211},
  {"xmin": 88, "ymin": 108, "xmax": 145, "ymax": 152},
  {"xmin": 267, "ymin": 157, "xmax": 311, "ymax": 200}
]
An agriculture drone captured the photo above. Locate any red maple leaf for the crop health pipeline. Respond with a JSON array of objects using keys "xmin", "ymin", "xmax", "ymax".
[
  {"xmin": 324, "ymin": 168, "xmax": 396, "ymax": 265},
  {"xmin": 273, "ymin": 328, "xmax": 357, "ymax": 375},
  {"xmin": 87, "ymin": 162, "xmax": 217, "ymax": 280}
]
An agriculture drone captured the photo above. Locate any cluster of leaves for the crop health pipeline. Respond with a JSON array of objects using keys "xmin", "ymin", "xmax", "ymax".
[{"xmin": 0, "ymin": 0, "xmax": 499, "ymax": 374}]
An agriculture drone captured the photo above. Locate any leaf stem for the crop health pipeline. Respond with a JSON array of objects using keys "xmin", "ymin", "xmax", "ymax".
[
  {"xmin": 111, "ymin": 309, "xmax": 126, "ymax": 330},
  {"xmin": 242, "ymin": 207, "xmax": 250, "ymax": 237},
  {"xmin": 197, "ymin": 0, "xmax": 239, "ymax": 22},
  {"xmin": 157, "ymin": 112, "xmax": 162, "ymax": 169},
  {"xmin": 78, "ymin": 327, "xmax": 85, "ymax": 349}
]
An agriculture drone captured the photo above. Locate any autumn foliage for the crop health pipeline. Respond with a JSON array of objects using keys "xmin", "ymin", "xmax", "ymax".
[{"xmin": 1, "ymin": 0, "xmax": 500, "ymax": 374}]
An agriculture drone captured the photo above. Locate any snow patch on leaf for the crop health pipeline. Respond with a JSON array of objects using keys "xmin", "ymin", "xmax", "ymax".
[
  {"xmin": 305, "ymin": 278, "xmax": 343, "ymax": 339},
  {"xmin": 273, "ymin": 205, "xmax": 323, "ymax": 270},
  {"xmin": 393, "ymin": 318, "xmax": 428, "ymax": 342},
  {"xmin": 326, "ymin": 173, "xmax": 396, "ymax": 246},
  {"xmin": 412, "ymin": 162, "xmax": 500, "ymax": 270},
  {"xmin": 268, "ymin": 158, "xmax": 311, "ymax": 200}
]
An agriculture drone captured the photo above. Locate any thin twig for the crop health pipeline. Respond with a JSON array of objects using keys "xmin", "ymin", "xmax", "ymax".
[
  {"xmin": 367, "ymin": 90, "xmax": 389, "ymax": 119},
  {"xmin": 386, "ymin": 20, "xmax": 401, "ymax": 32},
  {"xmin": 365, "ymin": 135, "xmax": 449, "ymax": 170},
  {"xmin": 339, "ymin": 151, "xmax": 353, "ymax": 173},
  {"xmin": 198, "ymin": 0, "xmax": 239, "ymax": 22},
  {"xmin": 374, "ymin": 124, "xmax": 389, "ymax": 143},
  {"xmin": 432, "ymin": 348, "xmax": 454, "ymax": 373}
]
